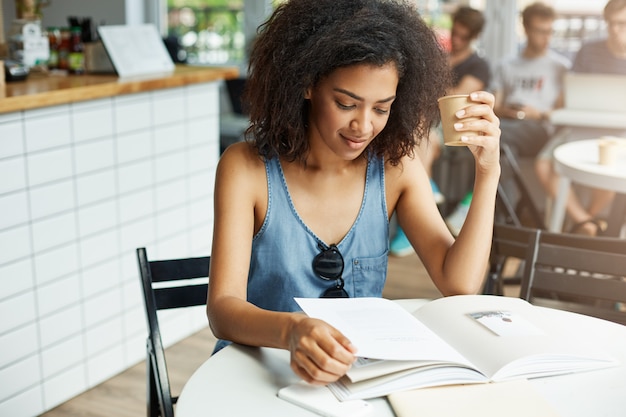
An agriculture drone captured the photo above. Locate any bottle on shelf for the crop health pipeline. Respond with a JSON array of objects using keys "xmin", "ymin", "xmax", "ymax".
[
  {"xmin": 58, "ymin": 27, "xmax": 71, "ymax": 71},
  {"xmin": 47, "ymin": 27, "xmax": 60, "ymax": 70},
  {"xmin": 69, "ymin": 27, "xmax": 85, "ymax": 74}
]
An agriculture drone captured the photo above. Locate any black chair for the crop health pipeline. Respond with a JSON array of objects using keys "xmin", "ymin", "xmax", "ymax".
[
  {"xmin": 483, "ymin": 223, "xmax": 541, "ymax": 296},
  {"xmin": 520, "ymin": 232, "xmax": 626, "ymax": 325},
  {"xmin": 137, "ymin": 247, "xmax": 210, "ymax": 417},
  {"xmin": 496, "ymin": 143, "xmax": 546, "ymax": 230}
]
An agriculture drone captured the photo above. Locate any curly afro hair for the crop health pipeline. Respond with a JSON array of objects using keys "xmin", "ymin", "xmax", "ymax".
[{"xmin": 243, "ymin": 0, "xmax": 451, "ymax": 165}]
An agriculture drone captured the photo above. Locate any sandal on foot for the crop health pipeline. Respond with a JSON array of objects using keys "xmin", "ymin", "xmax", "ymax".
[{"xmin": 568, "ymin": 218, "xmax": 608, "ymax": 236}]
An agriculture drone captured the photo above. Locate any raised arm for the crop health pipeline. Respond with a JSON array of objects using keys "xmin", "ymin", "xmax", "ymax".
[{"xmin": 394, "ymin": 91, "xmax": 500, "ymax": 296}]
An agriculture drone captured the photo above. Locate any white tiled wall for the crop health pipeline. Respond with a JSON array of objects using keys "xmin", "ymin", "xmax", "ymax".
[{"xmin": 0, "ymin": 82, "xmax": 219, "ymax": 416}]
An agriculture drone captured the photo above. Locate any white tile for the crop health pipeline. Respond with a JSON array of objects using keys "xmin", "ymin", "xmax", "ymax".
[
  {"xmin": 0, "ymin": 157, "xmax": 27, "ymax": 194},
  {"xmin": 33, "ymin": 243, "xmax": 79, "ymax": 285},
  {"xmin": 72, "ymin": 101, "xmax": 114, "ymax": 143},
  {"xmin": 75, "ymin": 170, "xmax": 116, "ymax": 206},
  {"xmin": 0, "ymin": 355, "xmax": 41, "ymax": 406},
  {"xmin": 74, "ymin": 139, "xmax": 115, "ymax": 175},
  {"xmin": 118, "ymin": 159, "xmax": 153, "ymax": 194},
  {"xmin": 29, "ymin": 180, "xmax": 75, "ymax": 220},
  {"xmin": 187, "ymin": 143, "xmax": 215, "ymax": 174},
  {"xmin": 31, "ymin": 212, "xmax": 77, "ymax": 252},
  {"xmin": 155, "ymin": 178, "xmax": 187, "ymax": 211},
  {"xmin": 123, "ymin": 332, "xmax": 146, "ymax": 368},
  {"xmin": 85, "ymin": 316, "xmax": 123, "ymax": 356},
  {"xmin": 190, "ymin": 224, "xmax": 212, "ymax": 255},
  {"xmin": 0, "ymin": 225, "xmax": 31, "ymax": 265},
  {"xmin": 78, "ymin": 200, "xmax": 118, "ymax": 237},
  {"xmin": 39, "ymin": 305, "xmax": 82, "ymax": 348},
  {"xmin": 0, "ymin": 120, "xmax": 24, "ymax": 159},
  {"xmin": 42, "ymin": 364, "xmax": 87, "ymax": 411},
  {"xmin": 41, "ymin": 335, "xmax": 85, "ymax": 379},
  {"xmin": 27, "ymin": 147, "xmax": 73, "ymax": 187},
  {"xmin": 189, "ymin": 170, "xmax": 215, "ymax": 200},
  {"xmin": 24, "ymin": 113, "xmax": 71, "ymax": 152},
  {"xmin": 155, "ymin": 234, "xmax": 189, "ymax": 259},
  {"xmin": 154, "ymin": 151, "xmax": 186, "ymax": 182},
  {"xmin": 153, "ymin": 88, "xmax": 185, "ymax": 126},
  {"xmin": 116, "ymin": 130, "xmax": 152, "ymax": 164},
  {"xmin": 0, "ymin": 191, "xmax": 29, "ymax": 230},
  {"xmin": 0, "ymin": 111, "xmax": 22, "ymax": 123},
  {"xmin": 0, "ymin": 291, "xmax": 36, "ymax": 334},
  {"xmin": 86, "ymin": 344, "xmax": 125, "ymax": 387},
  {"xmin": 189, "ymin": 197, "xmax": 212, "ymax": 227},
  {"xmin": 0, "ymin": 259, "xmax": 33, "ymax": 300},
  {"xmin": 36, "ymin": 274, "xmax": 81, "ymax": 316},
  {"xmin": 123, "ymin": 304, "xmax": 145, "ymax": 337},
  {"xmin": 187, "ymin": 117, "xmax": 213, "ymax": 147},
  {"xmin": 24, "ymin": 104, "xmax": 70, "ymax": 119},
  {"xmin": 156, "ymin": 206, "xmax": 188, "ymax": 239},
  {"xmin": 0, "ymin": 323, "xmax": 38, "ymax": 368},
  {"xmin": 119, "ymin": 189, "xmax": 154, "ymax": 224},
  {"xmin": 79, "ymin": 230, "xmax": 119, "ymax": 268},
  {"xmin": 0, "ymin": 385, "xmax": 44, "ymax": 417},
  {"xmin": 84, "ymin": 288, "xmax": 123, "ymax": 327},
  {"xmin": 186, "ymin": 82, "xmax": 219, "ymax": 119},
  {"xmin": 82, "ymin": 259, "xmax": 121, "ymax": 297},
  {"xmin": 154, "ymin": 122, "xmax": 185, "ymax": 155},
  {"xmin": 114, "ymin": 95, "xmax": 152, "ymax": 134},
  {"xmin": 118, "ymin": 218, "xmax": 156, "ymax": 257}
]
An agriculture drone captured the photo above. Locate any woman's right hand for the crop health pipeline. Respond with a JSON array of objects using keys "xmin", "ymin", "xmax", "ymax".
[{"xmin": 287, "ymin": 316, "xmax": 358, "ymax": 385}]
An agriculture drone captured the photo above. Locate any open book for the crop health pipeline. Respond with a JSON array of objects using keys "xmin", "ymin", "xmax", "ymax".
[{"xmin": 295, "ymin": 295, "xmax": 618, "ymax": 401}]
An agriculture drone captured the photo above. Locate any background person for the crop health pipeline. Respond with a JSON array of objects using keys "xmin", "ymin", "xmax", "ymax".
[
  {"xmin": 391, "ymin": 5, "xmax": 492, "ymax": 253},
  {"xmin": 207, "ymin": 0, "xmax": 501, "ymax": 386},
  {"xmin": 534, "ymin": 0, "xmax": 626, "ymax": 235}
]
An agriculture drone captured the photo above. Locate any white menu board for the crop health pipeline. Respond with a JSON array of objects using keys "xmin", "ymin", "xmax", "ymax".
[{"xmin": 98, "ymin": 24, "xmax": 174, "ymax": 78}]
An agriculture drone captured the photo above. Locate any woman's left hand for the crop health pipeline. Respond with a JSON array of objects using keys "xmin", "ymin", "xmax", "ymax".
[{"xmin": 453, "ymin": 91, "xmax": 501, "ymax": 175}]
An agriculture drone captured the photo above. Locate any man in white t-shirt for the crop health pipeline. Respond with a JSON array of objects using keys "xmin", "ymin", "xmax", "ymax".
[{"xmin": 491, "ymin": 2, "xmax": 570, "ymax": 158}]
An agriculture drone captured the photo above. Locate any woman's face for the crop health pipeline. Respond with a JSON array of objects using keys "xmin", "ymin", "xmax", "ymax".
[{"xmin": 305, "ymin": 63, "xmax": 399, "ymax": 160}]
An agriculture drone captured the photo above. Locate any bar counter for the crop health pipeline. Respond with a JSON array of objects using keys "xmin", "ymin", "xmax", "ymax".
[
  {"xmin": 0, "ymin": 64, "xmax": 237, "ymax": 415},
  {"xmin": 0, "ymin": 64, "xmax": 239, "ymax": 114}
]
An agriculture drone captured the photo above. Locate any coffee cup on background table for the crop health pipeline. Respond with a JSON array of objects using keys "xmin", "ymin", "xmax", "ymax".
[
  {"xmin": 597, "ymin": 136, "xmax": 625, "ymax": 166},
  {"xmin": 437, "ymin": 94, "xmax": 480, "ymax": 146}
]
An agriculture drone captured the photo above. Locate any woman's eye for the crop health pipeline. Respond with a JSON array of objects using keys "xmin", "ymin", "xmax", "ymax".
[
  {"xmin": 336, "ymin": 101, "xmax": 354, "ymax": 110},
  {"xmin": 375, "ymin": 108, "xmax": 390, "ymax": 115}
]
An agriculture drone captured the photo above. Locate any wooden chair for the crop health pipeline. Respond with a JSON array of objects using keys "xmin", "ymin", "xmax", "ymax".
[
  {"xmin": 483, "ymin": 223, "xmax": 541, "ymax": 296},
  {"xmin": 520, "ymin": 233, "xmax": 626, "ymax": 325},
  {"xmin": 137, "ymin": 247, "xmax": 210, "ymax": 417}
]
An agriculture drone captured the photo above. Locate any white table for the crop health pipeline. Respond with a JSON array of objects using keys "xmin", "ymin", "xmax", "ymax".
[
  {"xmin": 549, "ymin": 138, "xmax": 626, "ymax": 236},
  {"xmin": 176, "ymin": 299, "xmax": 626, "ymax": 417}
]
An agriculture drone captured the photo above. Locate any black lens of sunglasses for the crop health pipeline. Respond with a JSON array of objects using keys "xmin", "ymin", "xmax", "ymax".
[{"xmin": 313, "ymin": 244, "xmax": 349, "ymax": 298}]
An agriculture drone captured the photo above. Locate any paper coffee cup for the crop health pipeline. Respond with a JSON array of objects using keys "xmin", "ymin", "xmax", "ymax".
[
  {"xmin": 437, "ymin": 95, "xmax": 480, "ymax": 146},
  {"xmin": 598, "ymin": 137, "xmax": 619, "ymax": 166}
]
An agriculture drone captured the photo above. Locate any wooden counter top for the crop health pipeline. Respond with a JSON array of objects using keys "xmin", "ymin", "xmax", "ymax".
[{"xmin": 0, "ymin": 64, "xmax": 239, "ymax": 114}]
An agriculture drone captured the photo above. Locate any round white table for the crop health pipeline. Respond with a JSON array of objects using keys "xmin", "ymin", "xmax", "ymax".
[
  {"xmin": 176, "ymin": 299, "xmax": 626, "ymax": 417},
  {"xmin": 549, "ymin": 138, "xmax": 626, "ymax": 236}
]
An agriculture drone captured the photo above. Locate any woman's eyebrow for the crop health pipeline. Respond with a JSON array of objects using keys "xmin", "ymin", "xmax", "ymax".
[{"xmin": 334, "ymin": 88, "xmax": 396, "ymax": 103}]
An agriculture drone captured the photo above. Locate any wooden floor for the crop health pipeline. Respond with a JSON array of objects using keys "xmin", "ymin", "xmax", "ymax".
[{"xmin": 39, "ymin": 253, "xmax": 513, "ymax": 417}]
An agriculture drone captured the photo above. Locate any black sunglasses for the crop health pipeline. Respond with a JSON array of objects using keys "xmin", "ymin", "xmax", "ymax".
[{"xmin": 312, "ymin": 243, "xmax": 349, "ymax": 298}]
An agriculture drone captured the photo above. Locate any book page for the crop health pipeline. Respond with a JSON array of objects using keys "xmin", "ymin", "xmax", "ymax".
[
  {"xmin": 388, "ymin": 380, "xmax": 562, "ymax": 417},
  {"xmin": 414, "ymin": 295, "xmax": 617, "ymax": 380},
  {"xmin": 294, "ymin": 297, "xmax": 471, "ymax": 365}
]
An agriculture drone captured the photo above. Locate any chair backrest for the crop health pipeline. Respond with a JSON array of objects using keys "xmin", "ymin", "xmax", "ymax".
[
  {"xmin": 137, "ymin": 247, "xmax": 210, "ymax": 417},
  {"xmin": 496, "ymin": 143, "xmax": 546, "ymax": 230},
  {"xmin": 483, "ymin": 223, "xmax": 541, "ymax": 295},
  {"xmin": 520, "ymin": 233, "xmax": 626, "ymax": 325}
]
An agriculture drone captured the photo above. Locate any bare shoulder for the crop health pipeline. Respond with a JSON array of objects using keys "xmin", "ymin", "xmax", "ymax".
[{"xmin": 218, "ymin": 141, "xmax": 265, "ymax": 175}]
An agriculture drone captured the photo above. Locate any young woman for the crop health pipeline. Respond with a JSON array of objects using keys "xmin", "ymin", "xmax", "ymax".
[{"xmin": 207, "ymin": 0, "xmax": 501, "ymax": 386}]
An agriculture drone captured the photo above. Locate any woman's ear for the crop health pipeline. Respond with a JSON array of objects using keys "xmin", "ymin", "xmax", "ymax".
[{"xmin": 304, "ymin": 86, "xmax": 312, "ymax": 100}]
